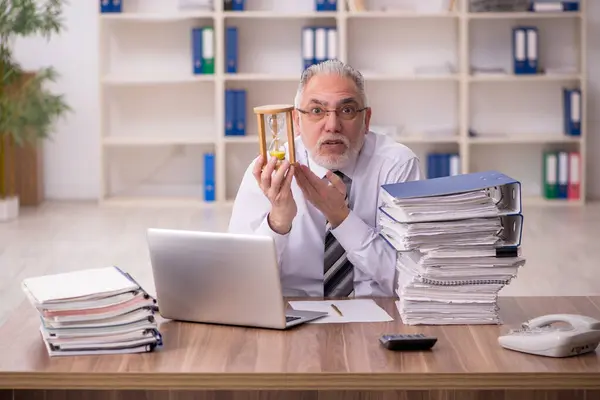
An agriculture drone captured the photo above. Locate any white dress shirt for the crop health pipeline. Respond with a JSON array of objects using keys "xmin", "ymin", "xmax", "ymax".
[{"xmin": 228, "ymin": 131, "xmax": 422, "ymax": 297}]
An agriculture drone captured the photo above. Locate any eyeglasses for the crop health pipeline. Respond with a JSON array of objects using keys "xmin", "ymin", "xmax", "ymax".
[{"xmin": 296, "ymin": 105, "xmax": 367, "ymax": 122}]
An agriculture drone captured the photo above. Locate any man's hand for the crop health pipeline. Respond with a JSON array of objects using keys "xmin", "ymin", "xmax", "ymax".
[
  {"xmin": 253, "ymin": 155, "xmax": 296, "ymax": 234},
  {"xmin": 294, "ymin": 164, "xmax": 349, "ymax": 228}
]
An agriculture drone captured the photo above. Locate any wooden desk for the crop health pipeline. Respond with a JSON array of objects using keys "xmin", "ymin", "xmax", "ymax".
[{"xmin": 0, "ymin": 296, "xmax": 599, "ymax": 400}]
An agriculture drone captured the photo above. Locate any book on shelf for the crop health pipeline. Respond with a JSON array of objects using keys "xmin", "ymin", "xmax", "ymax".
[
  {"xmin": 204, "ymin": 152, "xmax": 216, "ymax": 201},
  {"xmin": 543, "ymin": 150, "xmax": 580, "ymax": 200},
  {"xmin": 21, "ymin": 266, "xmax": 162, "ymax": 357},
  {"xmin": 316, "ymin": 0, "xmax": 337, "ymax": 11},
  {"xmin": 224, "ymin": 0, "xmax": 244, "ymax": 11},
  {"xmin": 225, "ymin": 89, "xmax": 247, "ymax": 136},
  {"xmin": 378, "ymin": 170, "xmax": 526, "ymax": 325},
  {"xmin": 302, "ymin": 26, "xmax": 337, "ymax": 70},
  {"xmin": 529, "ymin": 1, "xmax": 580, "ymax": 12},
  {"xmin": 225, "ymin": 26, "xmax": 238, "ymax": 73},
  {"xmin": 427, "ymin": 153, "xmax": 460, "ymax": 179},
  {"xmin": 99, "ymin": 0, "xmax": 122, "ymax": 13},
  {"xmin": 192, "ymin": 26, "xmax": 215, "ymax": 75}
]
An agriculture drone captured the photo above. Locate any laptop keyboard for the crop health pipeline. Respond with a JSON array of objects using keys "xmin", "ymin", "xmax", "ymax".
[{"xmin": 286, "ymin": 315, "xmax": 301, "ymax": 323}]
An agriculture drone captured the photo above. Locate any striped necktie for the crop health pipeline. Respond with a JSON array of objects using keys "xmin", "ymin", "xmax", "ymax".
[{"xmin": 323, "ymin": 171, "xmax": 354, "ymax": 297}]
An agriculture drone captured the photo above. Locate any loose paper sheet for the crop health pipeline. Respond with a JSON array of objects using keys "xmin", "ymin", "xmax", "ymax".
[{"xmin": 288, "ymin": 299, "xmax": 394, "ymax": 324}]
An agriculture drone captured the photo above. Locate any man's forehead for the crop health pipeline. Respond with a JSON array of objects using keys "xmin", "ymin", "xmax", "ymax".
[{"xmin": 301, "ymin": 74, "xmax": 360, "ymax": 104}]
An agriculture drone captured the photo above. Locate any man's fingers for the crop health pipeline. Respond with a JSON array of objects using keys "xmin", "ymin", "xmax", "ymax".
[
  {"xmin": 269, "ymin": 160, "xmax": 289, "ymax": 196},
  {"xmin": 284, "ymin": 164, "xmax": 295, "ymax": 189},
  {"xmin": 261, "ymin": 156, "xmax": 277, "ymax": 191},
  {"xmin": 252, "ymin": 155, "xmax": 264, "ymax": 186},
  {"xmin": 325, "ymin": 170, "xmax": 346, "ymax": 196}
]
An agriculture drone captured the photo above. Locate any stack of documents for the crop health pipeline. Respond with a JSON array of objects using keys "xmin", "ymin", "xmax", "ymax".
[
  {"xmin": 379, "ymin": 170, "xmax": 526, "ymax": 325},
  {"xmin": 21, "ymin": 266, "xmax": 162, "ymax": 357}
]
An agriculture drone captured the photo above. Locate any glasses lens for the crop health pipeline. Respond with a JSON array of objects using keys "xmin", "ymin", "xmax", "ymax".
[{"xmin": 305, "ymin": 106, "xmax": 358, "ymax": 121}]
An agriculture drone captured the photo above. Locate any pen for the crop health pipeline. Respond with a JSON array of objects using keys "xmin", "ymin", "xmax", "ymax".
[{"xmin": 330, "ymin": 303, "xmax": 343, "ymax": 317}]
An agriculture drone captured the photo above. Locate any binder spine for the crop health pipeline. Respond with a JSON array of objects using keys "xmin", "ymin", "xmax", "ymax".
[
  {"xmin": 563, "ymin": 88, "xmax": 581, "ymax": 136},
  {"xmin": 201, "ymin": 27, "xmax": 215, "ymax": 74},
  {"xmin": 192, "ymin": 28, "xmax": 203, "ymax": 74},
  {"xmin": 204, "ymin": 152, "xmax": 215, "ymax": 201},
  {"xmin": 512, "ymin": 27, "xmax": 526, "ymax": 75},
  {"xmin": 225, "ymin": 27, "xmax": 238, "ymax": 73}
]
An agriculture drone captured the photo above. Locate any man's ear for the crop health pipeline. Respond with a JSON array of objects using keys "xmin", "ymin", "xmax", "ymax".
[{"xmin": 363, "ymin": 107, "xmax": 372, "ymax": 134}]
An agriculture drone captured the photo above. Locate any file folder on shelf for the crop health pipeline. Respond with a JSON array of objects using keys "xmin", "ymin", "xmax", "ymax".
[
  {"xmin": 100, "ymin": 0, "xmax": 121, "ymax": 13},
  {"xmin": 380, "ymin": 170, "xmax": 522, "ymax": 223},
  {"xmin": 512, "ymin": 27, "xmax": 527, "ymax": 74},
  {"xmin": 563, "ymin": 87, "xmax": 581, "ymax": 136},
  {"xmin": 525, "ymin": 27, "xmax": 538, "ymax": 74}
]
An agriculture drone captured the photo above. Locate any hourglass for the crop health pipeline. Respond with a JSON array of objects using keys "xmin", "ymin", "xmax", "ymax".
[{"xmin": 253, "ymin": 104, "xmax": 296, "ymax": 167}]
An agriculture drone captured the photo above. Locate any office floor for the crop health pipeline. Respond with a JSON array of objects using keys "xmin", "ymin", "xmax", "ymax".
[{"xmin": 1, "ymin": 201, "xmax": 599, "ymax": 325}]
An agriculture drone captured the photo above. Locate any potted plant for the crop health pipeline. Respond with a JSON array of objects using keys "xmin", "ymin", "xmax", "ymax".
[{"xmin": 0, "ymin": 0, "xmax": 71, "ymax": 221}]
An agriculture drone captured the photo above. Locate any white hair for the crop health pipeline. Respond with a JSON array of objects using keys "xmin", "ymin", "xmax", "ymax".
[{"xmin": 293, "ymin": 60, "xmax": 368, "ymax": 108}]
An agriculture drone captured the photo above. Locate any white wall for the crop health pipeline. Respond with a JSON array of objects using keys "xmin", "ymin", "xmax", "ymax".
[{"xmin": 12, "ymin": 0, "xmax": 600, "ymax": 200}]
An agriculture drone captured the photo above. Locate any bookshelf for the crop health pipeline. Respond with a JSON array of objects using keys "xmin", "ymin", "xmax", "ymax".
[{"xmin": 98, "ymin": 0, "xmax": 587, "ymax": 207}]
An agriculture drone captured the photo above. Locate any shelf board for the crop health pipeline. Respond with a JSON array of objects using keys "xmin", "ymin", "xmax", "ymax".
[
  {"xmin": 103, "ymin": 74, "xmax": 215, "ymax": 85},
  {"xmin": 224, "ymin": 73, "xmax": 300, "ymax": 82},
  {"xmin": 468, "ymin": 11, "xmax": 581, "ymax": 19},
  {"xmin": 469, "ymin": 74, "xmax": 582, "ymax": 82},
  {"xmin": 362, "ymin": 73, "xmax": 459, "ymax": 82},
  {"xmin": 224, "ymin": 136, "xmax": 259, "ymax": 143},
  {"xmin": 100, "ymin": 11, "xmax": 215, "ymax": 21},
  {"xmin": 523, "ymin": 196, "xmax": 583, "ymax": 207},
  {"xmin": 469, "ymin": 135, "xmax": 581, "ymax": 144},
  {"xmin": 347, "ymin": 11, "xmax": 458, "ymax": 18},
  {"xmin": 99, "ymin": 196, "xmax": 219, "ymax": 208},
  {"xmin": 223, "ymin": 11, "xmax": 337, "ymax": 18},
  {"xmin": 103, "ymin": 137, "xmax": 216, "ymax": 146},
  {"xmin": 396, "ymin": 136, "xmax": 460, "ymax": 143}
]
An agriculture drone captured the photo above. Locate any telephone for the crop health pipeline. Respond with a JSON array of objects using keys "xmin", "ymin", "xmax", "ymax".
[{"xmin": 498, "ymin": 313, "xmax": 600, "ymax": 358}]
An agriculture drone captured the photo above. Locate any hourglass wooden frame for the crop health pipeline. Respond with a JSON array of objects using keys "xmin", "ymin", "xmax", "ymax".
[{"xmin": 253, "ymin": 104, "xmax": 296, "ymax": 166}]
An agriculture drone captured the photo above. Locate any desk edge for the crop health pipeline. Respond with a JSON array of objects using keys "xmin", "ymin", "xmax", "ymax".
[{"xmin": 1, "ymin": 372, "xmax": 600, "ymax": 390}]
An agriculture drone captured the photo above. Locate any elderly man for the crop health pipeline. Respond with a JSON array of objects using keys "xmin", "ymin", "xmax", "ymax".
[{"xmin": 228, "ymin": 59, "xmax": 422, "ymax": 297}]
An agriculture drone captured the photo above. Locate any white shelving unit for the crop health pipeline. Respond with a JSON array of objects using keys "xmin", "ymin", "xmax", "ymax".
[{"xmin": 98, "ymin": 0, "xmax": 587, "ymax": 207}]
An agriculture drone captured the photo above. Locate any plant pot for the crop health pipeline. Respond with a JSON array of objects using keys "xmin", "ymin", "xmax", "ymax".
[{"xmin": 0, "ymin": 196, "xmax": 19, "ymax": 221}]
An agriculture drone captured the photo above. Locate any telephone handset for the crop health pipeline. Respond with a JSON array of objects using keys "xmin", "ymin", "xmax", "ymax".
[{"xmin": 498, "ymin": 313, "xmax": 600, "ymax": 358}]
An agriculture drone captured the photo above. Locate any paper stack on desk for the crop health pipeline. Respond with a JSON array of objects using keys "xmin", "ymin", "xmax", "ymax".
[
  {"xmin": 21, "ymin": 266, "xmax": 162, "ymax": 357},
  {"xmin": 378, "ymin": 170, "xmax": 526, "ymax": 325}
]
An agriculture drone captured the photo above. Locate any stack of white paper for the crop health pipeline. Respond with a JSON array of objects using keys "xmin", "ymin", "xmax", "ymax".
[
  {"xmin": 21, "ymin": 266, "xmax": 162, "ymax": 357},
  {"xmin": 378, "ymin": 171, "xmax": 526, "ymax": 325}
]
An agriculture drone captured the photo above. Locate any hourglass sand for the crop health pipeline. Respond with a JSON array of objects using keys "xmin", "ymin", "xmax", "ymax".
[{"xmin": 253, "ymin": 104, "xmax": 296, "ymax": 168}]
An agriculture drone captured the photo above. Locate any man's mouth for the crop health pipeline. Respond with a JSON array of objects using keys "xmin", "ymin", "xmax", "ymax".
[{"xmin": 322, "ymin": 140, "xmax": 345, "ymax": 146}]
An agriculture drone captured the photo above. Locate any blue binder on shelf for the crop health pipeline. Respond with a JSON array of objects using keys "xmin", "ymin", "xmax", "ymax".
[
  {"xmin": 563, "ymin": 87, "xmax": 581, "ymax": 136},
  {"xmin": 100, "ymin": 0, "xmax": 121, "ymax": 13},
  {"xmin": 525, "ymin": 26, "xmax": 538, "ymax": 74},
  {"xmin": 204, "ymin": 153, "xmax": 215, "ymax": 202},
  {"xmin": 225, "ymin": 89, "xmax": 236, "ymax": 135},
  {"xmin": 512, "ymin": 27, "xmax": 527, "ymax": 74},
  {"xmin": 379, "ymin": 170, "xmax": 522, "ymax": 222},
  {"xmin": 232, "ymin": 0, "xmax": 244, "ymax": 11},
  {"xmin": 235, "ymin": 89, "xmax": 246, "ymax": 136},
  {"xmin": 326, "ymin": 0, "xmax": 337, "ymax": 11},
  {"xmin": 192, "ymin": 27, "xmax": 203, "ymax": 74},
  {"xmin": 315, "ymin": 0, "xmax": 326, "ymax": 11},
  {"xmin": 302, "ymin": 27, "xmax": 315, "ymax": 70},
  {"xmin": 225, "ymin": 26, "xmax": 238, "ymax": 73}
]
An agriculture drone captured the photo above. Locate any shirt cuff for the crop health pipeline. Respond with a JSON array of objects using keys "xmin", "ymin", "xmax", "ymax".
[
  {"xmin": 330, "ymin": 210, "xmax": 369, "ymax": 253},
  {"xmin": 255, "ymin": 214, "xmax": 291, "ymax": 262}
]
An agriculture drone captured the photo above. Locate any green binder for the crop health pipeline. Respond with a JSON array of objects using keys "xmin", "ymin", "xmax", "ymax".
[{"xmin": 543, "ymin": 151, "xmax": 558, "ymax": 199}]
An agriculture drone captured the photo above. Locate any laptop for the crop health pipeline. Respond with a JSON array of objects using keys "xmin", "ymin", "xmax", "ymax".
[{"xmin": 146, "ymin": 228, "xmax": 327, "ymax": 329}]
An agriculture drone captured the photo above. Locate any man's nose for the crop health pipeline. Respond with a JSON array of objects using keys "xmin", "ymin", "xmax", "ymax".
[{"xmin": 324, "ymin": 110, "xmax": 341, "ymax": 131}]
